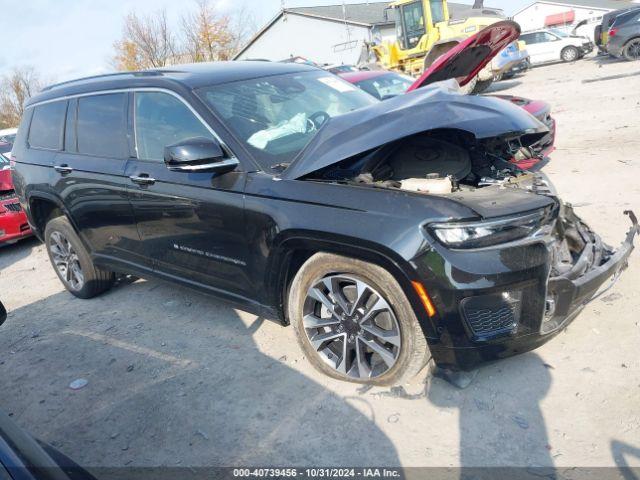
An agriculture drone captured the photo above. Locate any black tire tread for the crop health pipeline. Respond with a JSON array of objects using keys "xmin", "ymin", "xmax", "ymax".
[
  {"xmin": 561, "ymin": 46, "xmax": 579, "ymax": 62},
  {"xmin": 288, "ymin": 252, "xmax": 429, "ymax": 386},
  {"xmin": 623, "ymin": 38, "xmax": 640, "ymax": 62},
  {"xmin": 44, "ymin": 216, "xmax": 115, "ymax": 299}
]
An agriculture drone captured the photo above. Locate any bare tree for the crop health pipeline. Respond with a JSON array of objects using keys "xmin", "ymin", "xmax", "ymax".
[
  {"xmin": 228, "ymin": 4, "xmax": 258, "ymax": 56},
  {"xmin": 112, "ymin": 1, "xmax": 259, "ymax": 71},
  {"xmin": 181, "ymin": 0, "xmax": 235, "ymax": 62},
  {"xmin": 113, "ymin": 10, "xmax": 177, "ymax": 71},
  {"xmin": 0, "ymin": 67, "xmax": 43, "ymax": 129}
]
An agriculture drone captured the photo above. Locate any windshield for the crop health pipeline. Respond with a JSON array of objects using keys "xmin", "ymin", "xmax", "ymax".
[
  {"xmin": 354, "ymin": 73, "xmax": 414, "ymax": 100},
  {"xmin": 550, "ymin": 28, "xmax": 569, "ymax": 37},
  {"xmin": 197, "ymin": 70, "xmax": 377, "ymax": 171}
]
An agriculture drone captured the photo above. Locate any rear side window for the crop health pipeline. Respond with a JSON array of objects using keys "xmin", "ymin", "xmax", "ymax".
[
  {"xmin": 615, "ymin": 11, "xmax": 640, "ymax": 26},
  {"xmin": 77, "ymin": 93, "xmax": 128, "ymax": 158},
  {"xmin": 28, "ymin": 101, "xmax": 66, "ymax": 150},
  {"xmin": 520, "ymin": 33, "xmax": 535, "ymax": 44},
  {"xmin": 134, "ymin": 91, "xmax": 214, "ymax": 161}
]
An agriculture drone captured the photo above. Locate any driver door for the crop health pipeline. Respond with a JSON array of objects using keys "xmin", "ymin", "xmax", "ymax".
[{"xmin": 125, "ymin": 90, "xmax": 251, "ymax": 300}]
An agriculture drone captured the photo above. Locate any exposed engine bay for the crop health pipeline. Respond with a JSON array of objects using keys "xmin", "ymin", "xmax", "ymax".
[
  {"xmin": 310, "ymin": 130, "xmax": 623, "ymax": 283},
  {"xmin": 312, "ymin": 130, "xmax": 551, "ymax": 196}
]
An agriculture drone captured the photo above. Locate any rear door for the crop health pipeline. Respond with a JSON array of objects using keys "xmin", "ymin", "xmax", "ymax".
[
  {"xmin": 125, "ymin": 90, "xmax": 251, "ymax": 300},
  {"xmin": 521, "ymin": 32, "xmax": 556, "ymax": 64},
  {"xmin": 538, "ymin": 32, "xmax": 565, "ymax": 62},
  {"xmin": 52, "ymin": 93, "xmax": 141, "ymax": 268}
]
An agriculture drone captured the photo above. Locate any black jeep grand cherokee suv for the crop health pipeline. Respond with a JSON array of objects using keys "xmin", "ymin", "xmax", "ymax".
[{"xmin": 12, "ymin": 61, "xmax": 637, "ymax": 386}]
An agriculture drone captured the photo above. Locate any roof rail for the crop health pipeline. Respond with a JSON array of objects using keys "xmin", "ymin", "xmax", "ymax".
[{"xmin": 41, "ymin": 70, "xmax": 166, "ymax": 92}]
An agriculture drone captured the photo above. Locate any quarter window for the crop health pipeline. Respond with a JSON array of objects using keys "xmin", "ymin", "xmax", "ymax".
[
  {"xmin": 28, "ymin": 101, "xmax": 66, "ymax": 150},
  {"xmin": 134, "ymin": 92, "xmax": 215, "ymax": 161},
  {"xmin": 77, "ymin": 93, "xmax": 128, "ymax": 158}
]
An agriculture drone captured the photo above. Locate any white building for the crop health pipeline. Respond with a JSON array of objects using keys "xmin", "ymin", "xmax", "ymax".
[
  {"xmin": 513, "ymin": 0, "xmax": 640, "ymax": 40},
  {"xmin": 234, "ymin": 2, "xmax": 503, "ymax": 66}
]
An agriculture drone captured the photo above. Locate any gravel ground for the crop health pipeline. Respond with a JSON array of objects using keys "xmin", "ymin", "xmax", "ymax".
[{"xmin": 1, "ymin": 55, "xmax": 639, "ymax": 472}]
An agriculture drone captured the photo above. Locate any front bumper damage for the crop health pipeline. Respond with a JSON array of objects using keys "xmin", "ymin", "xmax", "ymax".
[
  {"xmin": 580, "ymin": 42, "xmax": 595, "ymax": 55},
  {"xmin": 419, "ymin": 208, "xmax": 638, "ymax": 371},
  {"xmin": 544, "ymin": 209, "xmax": 637, "ymax": 333}
]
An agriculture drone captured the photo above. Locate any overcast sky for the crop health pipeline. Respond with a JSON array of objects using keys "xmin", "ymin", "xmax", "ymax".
[{"xmin": 3, "ymin": 0, "xmax": 532, "ymax": 82}]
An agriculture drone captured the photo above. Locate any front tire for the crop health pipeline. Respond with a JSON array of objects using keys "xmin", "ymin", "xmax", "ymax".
[
  {"xmin": 561, "ymin": 46, "xmax": 579, "ymax": 62},
  {"xmin": 288, "ymin": 253, "xmax": 429, "ymax": 386},
  {"xmin": 44, "ymin": 216, "xmax": 115, "ymax": 299}
]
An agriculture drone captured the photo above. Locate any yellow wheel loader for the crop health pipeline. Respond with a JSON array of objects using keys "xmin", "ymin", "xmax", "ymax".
[{"xmin": 365, "ymin": 0, "xmax": 525, "ymax": 93}]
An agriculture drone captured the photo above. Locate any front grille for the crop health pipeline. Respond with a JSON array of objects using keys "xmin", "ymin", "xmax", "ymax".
[
  {"xmin": 461, "ymin": 292, "xmax": 522, "ymax": 340},
  {"xmin": 4, "ymin": 202, "xmax": 21, "ymax": 212}
]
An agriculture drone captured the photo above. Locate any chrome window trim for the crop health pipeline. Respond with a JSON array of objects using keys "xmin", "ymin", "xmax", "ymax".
[{"xmin": 26, "ymin": 87, "xmax": 236, "ymax": 160}]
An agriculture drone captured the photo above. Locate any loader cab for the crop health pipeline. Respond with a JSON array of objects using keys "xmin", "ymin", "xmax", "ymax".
[{"xmin": 394, "ymin": 0, "xmax": 449, "ymax": 51}]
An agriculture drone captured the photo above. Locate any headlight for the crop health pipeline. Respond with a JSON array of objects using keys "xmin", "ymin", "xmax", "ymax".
[{"xmin": 428, "ymin": 211, "xmax": 548, "ymax": 249}]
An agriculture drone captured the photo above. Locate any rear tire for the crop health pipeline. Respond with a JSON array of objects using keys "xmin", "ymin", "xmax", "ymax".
[
  {"xmin": 561, "ymin": 46, "xmax": 579, "ymax": 62},
  {"xmin": 288, "ymin": 253, "xmax": 429, "ymax": 386},
  {"xmin": 623, "ymin": 39, "xmax": 640, "ymax": 61},
  {"xmin": 44, "ymin": 216, "xmax": 115, "ymax": 299}
]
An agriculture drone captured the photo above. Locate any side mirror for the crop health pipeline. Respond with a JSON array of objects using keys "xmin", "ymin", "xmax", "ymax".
[{"xmin": 164, "ymin": 137, "xmax": 239, "ymax": 174}]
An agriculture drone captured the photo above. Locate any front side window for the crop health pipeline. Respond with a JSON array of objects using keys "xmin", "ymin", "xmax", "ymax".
[
  {"xmin": 197, "ymin": 70, "xmax": 376, "ymax": 171},
  {"xmin": 135, "ymin": 92, "xmax": 215, "ymax": 161},
  {"xmin": 355, "ymin": 73, "xmax": 414, "ymax": 100},
  {"xmin": 28, "ymin": 101, "xmax": 66, "ymax": 150},
  {"xmin": 77, "ymin": 93, "xmax": 128, "ymax": 158}
]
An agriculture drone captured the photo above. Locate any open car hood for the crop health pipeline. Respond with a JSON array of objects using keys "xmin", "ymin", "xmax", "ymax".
[
  {"xmin": 280, "ymin": 83, "xmax": 548, "ymax": 180},
  {"xmin": 408, "ymin": 20, "xmax": 521, "ymax": 91}
]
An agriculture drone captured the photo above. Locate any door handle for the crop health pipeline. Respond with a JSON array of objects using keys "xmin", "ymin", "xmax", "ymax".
[
  {"xmin": 130, "ymin": 174, "xmax": 156, "ymax": 186},
  {"xmin": 54, "ymin": 165, "xmax": 73, "ymax": 175}
]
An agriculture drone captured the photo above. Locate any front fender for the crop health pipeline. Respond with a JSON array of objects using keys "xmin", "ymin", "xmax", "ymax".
[{"xmin": 265, "ymin": 230, "xmax": 441, "ymax": 339}]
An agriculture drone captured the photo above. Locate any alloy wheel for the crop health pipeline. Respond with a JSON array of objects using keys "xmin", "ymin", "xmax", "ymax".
[
  {"xmin": 563, "ymin": 48, "xmax": 578, "ymax": 62},
  {"xmin": 49, "ymin": 231, "xmax": 84, "ymax": 290},
  {"xmin": 626, "ymin": 40, "xmax": 640, "ymax": 61},
  {"xmin": 302, "ymin": 275, "xmax": 401, "ymax": 380}
]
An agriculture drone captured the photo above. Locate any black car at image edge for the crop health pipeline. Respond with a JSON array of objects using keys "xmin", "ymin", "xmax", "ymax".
[{"xmin": 10, "ymin": 55, "xmax": 637, "ymax": 385}]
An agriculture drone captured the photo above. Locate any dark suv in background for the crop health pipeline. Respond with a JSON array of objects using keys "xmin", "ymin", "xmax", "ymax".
[
  {"xmin": 11, "ymin": 58, "xmax": 637, "ymax": 386},
  {"xmin": 607, "ymin": 8, "xmax": 640, "ymax": 60}
]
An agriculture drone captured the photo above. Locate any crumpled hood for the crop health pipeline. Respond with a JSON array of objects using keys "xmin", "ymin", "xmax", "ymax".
[{"xmin": 281, "ymin": 82, "xmax": 548, "ymax": 180}]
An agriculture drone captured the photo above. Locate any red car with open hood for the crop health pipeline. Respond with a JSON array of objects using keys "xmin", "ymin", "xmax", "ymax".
[{"xmin": 339, "ymin": 21, "xmax": 555, "ymax": 170}]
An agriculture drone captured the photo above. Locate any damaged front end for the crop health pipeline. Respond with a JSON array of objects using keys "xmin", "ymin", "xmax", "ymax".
[
  {"xmin": 283, "ymin": 86, "xmax": 637, "ymax": 368},
  {"xmin": 544, "ymin": 206, "xmax": 637, "ymax": 334}
]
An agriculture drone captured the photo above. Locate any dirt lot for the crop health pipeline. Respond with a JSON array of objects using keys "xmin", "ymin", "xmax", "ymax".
[{"xmin": 1, "ymin": 56, "xmax": 639, "ymax": 472}]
